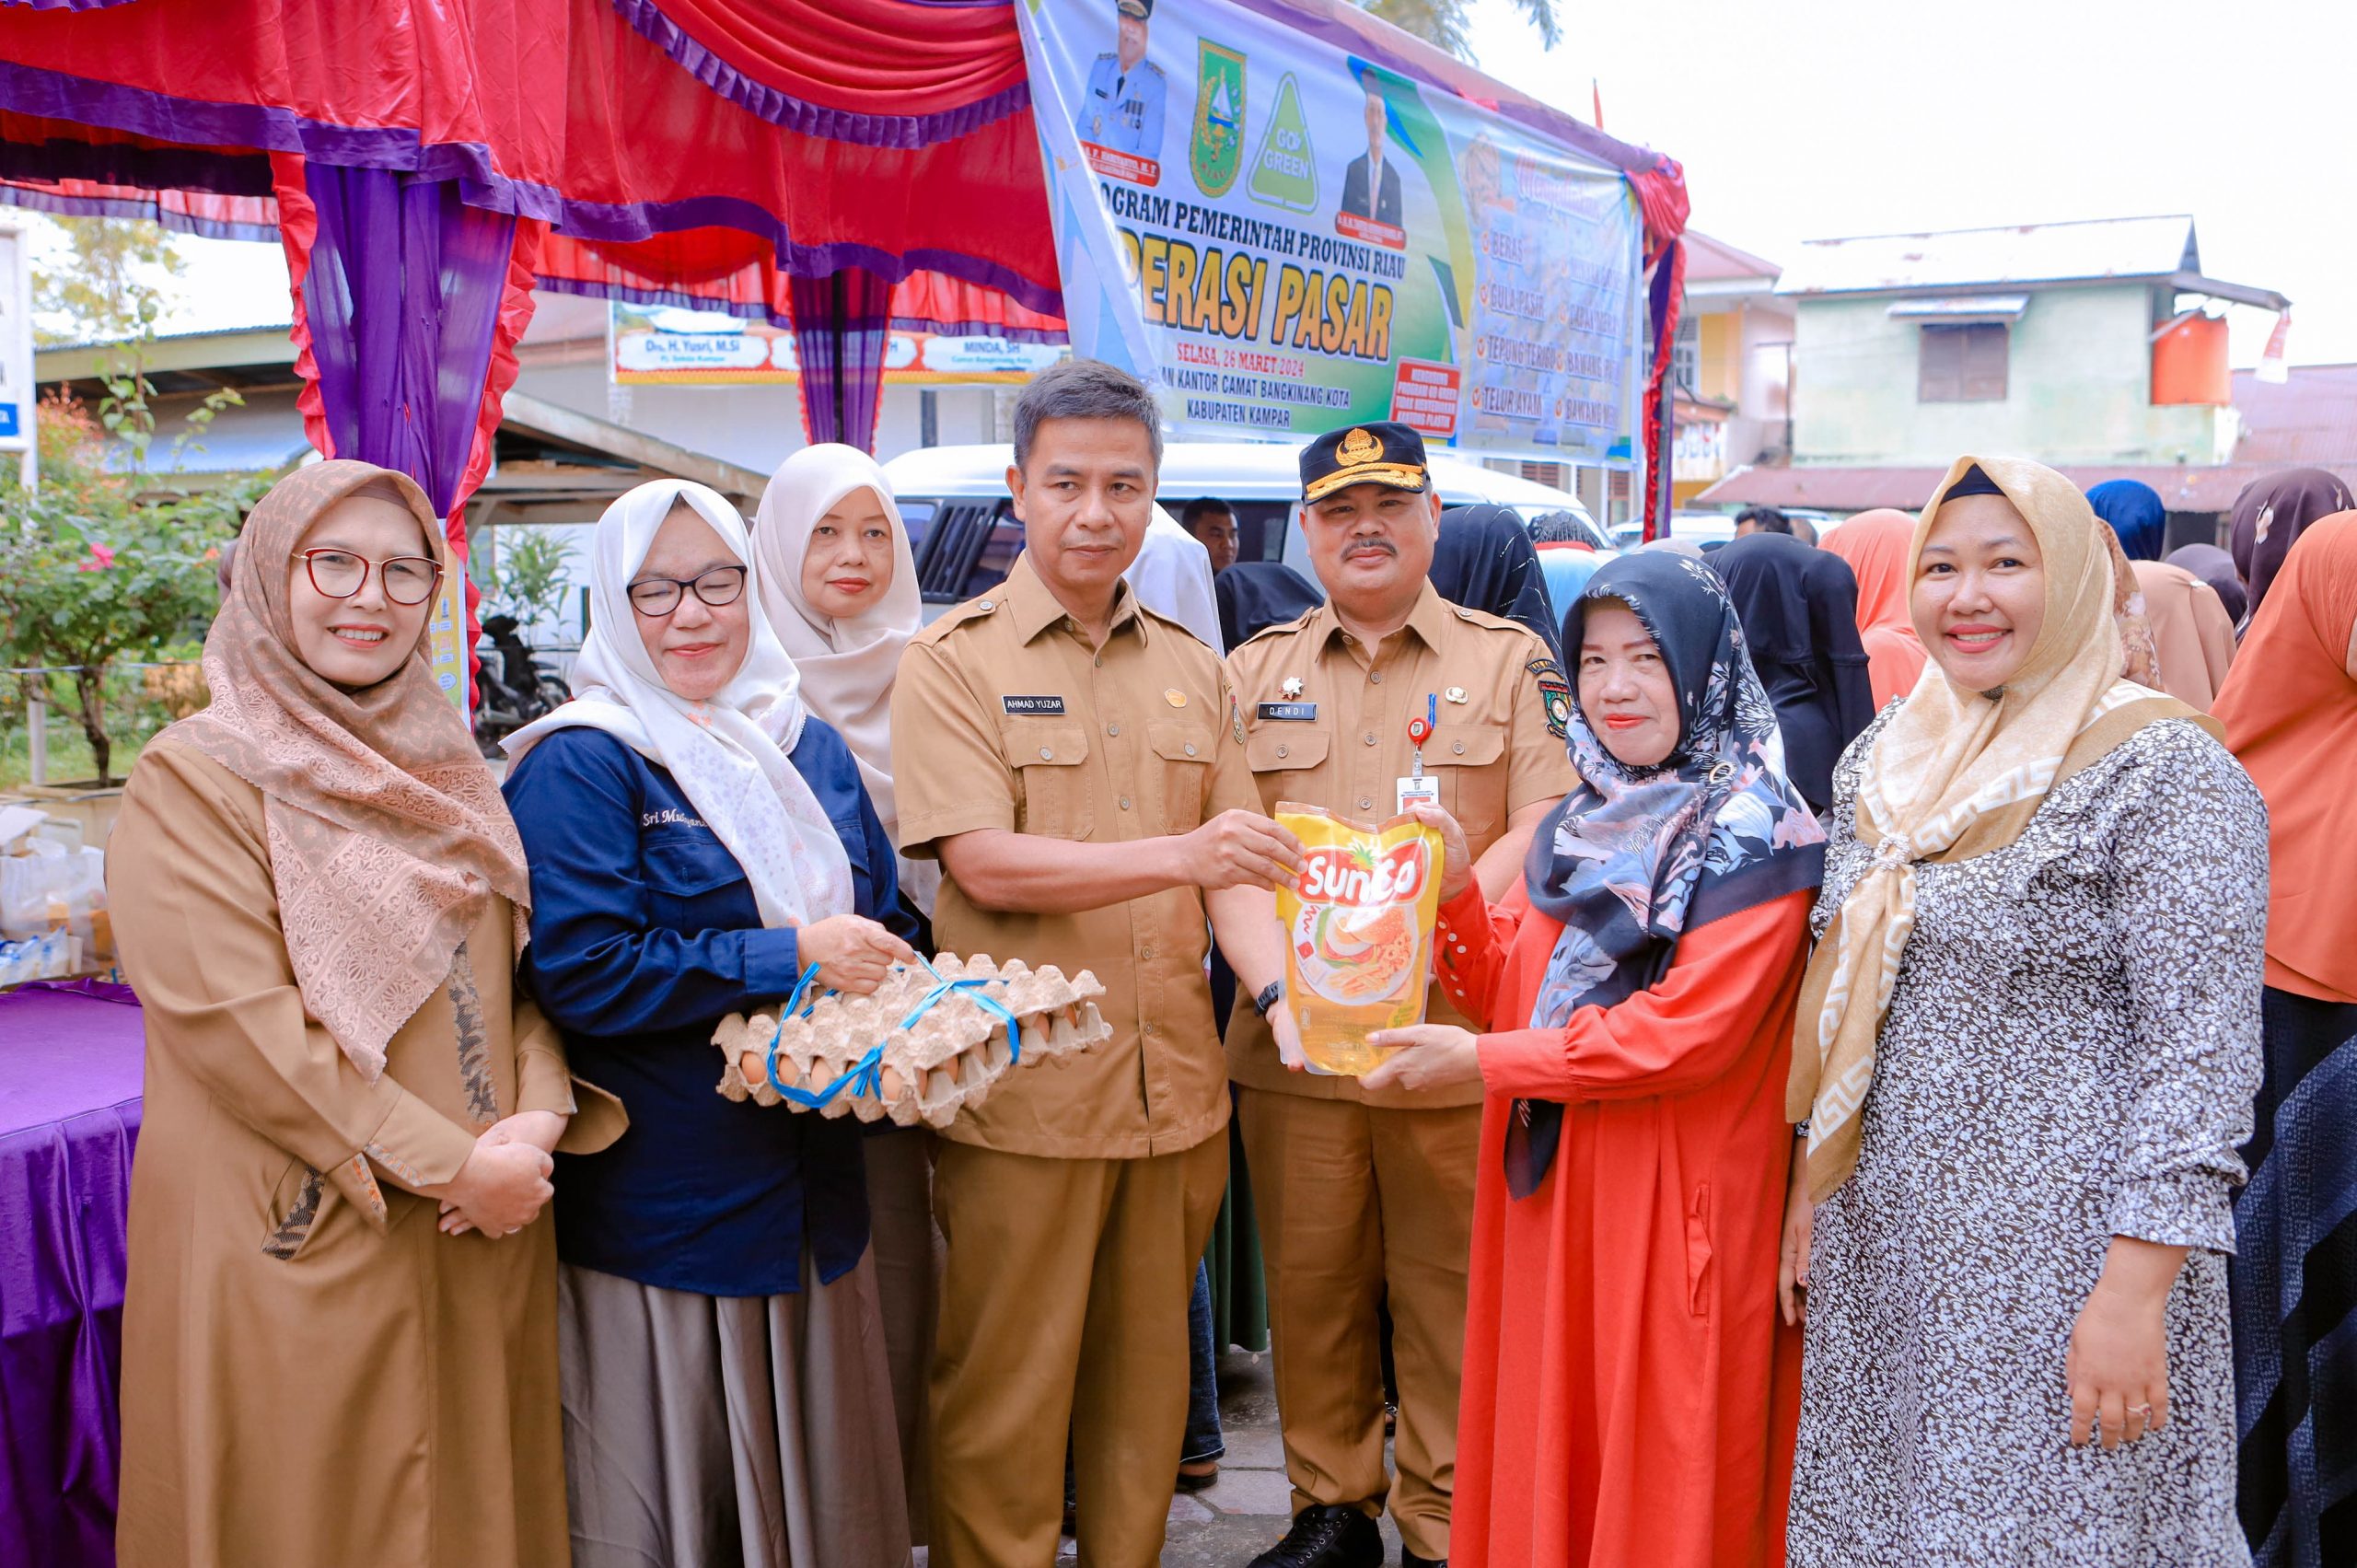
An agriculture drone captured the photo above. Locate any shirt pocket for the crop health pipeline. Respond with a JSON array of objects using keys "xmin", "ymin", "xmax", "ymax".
[
  {"xmin": 1007, "ymin": 722, "xmax": 1095, "ymax": 841},
  {"xmin": 642, "ymin": 833, "xmax": 749, "ymax": 931},
  {"xmin": 1148, "ymin": 721, "xmax": 1217, "ymax": 835},
  {"xmin": 1244, "ymin": 726, "xmax": 1333, "ymax": 815},
  {"xmin": 1429, "ymin": 723, "xmax": 1508, "ymax": 838}
]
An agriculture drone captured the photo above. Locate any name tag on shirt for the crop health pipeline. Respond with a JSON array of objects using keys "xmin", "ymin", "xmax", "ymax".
[
  {"xmin": 1396, "ymin": 775, "xmax": 1441, "ymax": 813},
  {"xmin": 1256, "ymin": 702, "xmax": 1318, "ymax": 722},
  {"xmin": 1002, "ymin": 695, "xmax": 1067, "ymax": 716}
]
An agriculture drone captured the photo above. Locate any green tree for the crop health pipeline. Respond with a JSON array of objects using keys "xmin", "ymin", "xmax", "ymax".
[
  {"xmin": 30, "ymin": 216, "xmax": 183, "ymax": 347},
  {"xmin": 28, "ymin": 216, "xmax": 237, "ymax": 475},
  {"xmin": 1356, "ymin": 0, "xmax": 1561, "ymax": 58},
  {"xmin": 0, "ymin": 396, "xmax": 259, "ymax": 784},
  {"xmin": 492, "ymin": 528, "xmax": 577, "ymax": 642}
]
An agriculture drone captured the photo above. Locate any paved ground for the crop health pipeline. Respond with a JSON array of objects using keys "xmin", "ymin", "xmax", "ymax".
[{"xmin": 1101, "ymin": 1349, "xmax": 1404, "ymax": 1566}]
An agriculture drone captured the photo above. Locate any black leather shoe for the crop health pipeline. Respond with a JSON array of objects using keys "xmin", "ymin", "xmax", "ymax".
[
  {"xmin": 1401, "ymin": 1552, "xmax": 1447, "ymax": 1568},
  {"xmin": 1247, "ymin": 1504, "xmax": 1384, "ymax": 1568}
]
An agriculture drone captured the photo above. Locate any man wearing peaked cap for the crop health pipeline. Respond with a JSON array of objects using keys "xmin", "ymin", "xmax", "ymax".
[{"xmin": 1219, "ymin": 421, "xmax": 1573, "ymax": 1568}]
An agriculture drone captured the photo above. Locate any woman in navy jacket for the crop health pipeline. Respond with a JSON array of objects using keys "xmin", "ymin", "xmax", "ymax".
[{"xmin": 503, "ymin": 479, "xmax": 923, "ymax": 1568}]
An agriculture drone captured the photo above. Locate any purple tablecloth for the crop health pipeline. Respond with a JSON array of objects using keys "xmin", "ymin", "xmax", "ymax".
[{"xmin": 0, "ymin": 981, "xmax": 144, "ymax": 1568}]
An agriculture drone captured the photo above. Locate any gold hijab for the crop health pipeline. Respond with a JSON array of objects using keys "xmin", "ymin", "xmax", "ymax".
[
  {"xmin": 1786, "ymin": 456, "xmax": 2215, "ymax": 1202},
  {"xmin": 157, "ymin": 460, "xmax": 531, "ymax": 1080}
]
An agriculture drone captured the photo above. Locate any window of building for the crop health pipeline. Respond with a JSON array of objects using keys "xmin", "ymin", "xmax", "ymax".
[
  {"xmin": 1672, "ymin": 315, "xmax": 1700, "ymax": 392},
  {"xmin": 1918, "ymin": 322, "xmax": 2008, "ymax": 402}
]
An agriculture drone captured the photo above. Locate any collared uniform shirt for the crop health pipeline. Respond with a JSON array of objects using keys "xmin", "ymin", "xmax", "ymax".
[
  {"xmin": 1223, "ymin": 581, "xmax": 1575, "ymax": 1109},
  {"xmin": 893, "ymin": 552, "xmax": 1258, "ymax": 1160},
  {"xmin": 1077, "ymin": 52, "xmax": 1167, "ymax": 158}
]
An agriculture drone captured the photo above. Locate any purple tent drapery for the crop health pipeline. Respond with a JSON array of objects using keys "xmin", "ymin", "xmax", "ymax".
[
  {"xmin": 296, "ymin": 162, "xmax": 523, "ymax": 517},
  {"xmin": 788, "ymin": 265, "xmax": 895, "ymax": 452}
]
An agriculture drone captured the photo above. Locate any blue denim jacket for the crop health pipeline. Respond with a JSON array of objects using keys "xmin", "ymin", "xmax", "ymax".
[{"xmin": 504, "ymin": 719, "xmax": 922, "ymax": 1297}]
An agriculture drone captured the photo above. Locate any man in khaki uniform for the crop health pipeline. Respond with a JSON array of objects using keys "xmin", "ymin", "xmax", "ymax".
[
  {"xmin": 891, "ymin": 360, "xmax": 1303, "ymax": 1568},
  {"xmin": 1223, "ymin": 423, "xmax": 1574, "ymax": 1568}
]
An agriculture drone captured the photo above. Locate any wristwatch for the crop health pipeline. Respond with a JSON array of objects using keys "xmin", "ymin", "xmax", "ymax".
[{"xmin": 1251, "ymin": 979, "xmax": 1286, "ymax": 1018}]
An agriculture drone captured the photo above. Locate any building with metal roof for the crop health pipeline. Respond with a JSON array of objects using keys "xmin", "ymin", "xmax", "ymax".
[{"xmin": 1695, "ymin": 215, "xmax": 2295, "ymax": 544}]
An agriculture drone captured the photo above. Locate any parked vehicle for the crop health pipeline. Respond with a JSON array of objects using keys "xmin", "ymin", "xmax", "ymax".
[
  {"xmin": 883, "ymin": 441, "xmax": 1609, "ymax": 613},
  {"xmin": 1611, "ymin": 511, "xmax": 1741, "ymax": 552},
  {"xmin": 472, "ymin": 612, "xmax": 573, "ymax": 753}
]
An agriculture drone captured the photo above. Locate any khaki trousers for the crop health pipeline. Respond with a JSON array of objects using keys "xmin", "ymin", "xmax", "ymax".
[
  {"xmin": 1237, "ymin": 1088, "xmax": 1480, "ymax": 1562},
  {"xmin": 927, "ymin": 1133, "xmax": 1228, "ymax": 1568},
  {"xmin": 863, "ymin": 1127, "xmax": 942, "ymax": 1544}
]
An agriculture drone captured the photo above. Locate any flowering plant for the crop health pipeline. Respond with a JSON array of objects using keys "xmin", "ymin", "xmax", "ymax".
[{"xmin": 0, "ymin": 397, "xmax": 261, "ymax": 783}]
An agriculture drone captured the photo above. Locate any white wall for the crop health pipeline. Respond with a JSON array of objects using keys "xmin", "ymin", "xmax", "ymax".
[{"xmin": 510, "ymin": 355, "xmax": 1001, "ymax": 474}]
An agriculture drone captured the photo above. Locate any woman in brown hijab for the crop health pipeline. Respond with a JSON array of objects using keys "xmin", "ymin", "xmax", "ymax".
[
  {"xmin": 108, "ymin": 460, "xmax": 621, "ymax": 1568},
  {"xmin": 2231, "ymin": 466, "xmax": 2354, "ymax": 629}
]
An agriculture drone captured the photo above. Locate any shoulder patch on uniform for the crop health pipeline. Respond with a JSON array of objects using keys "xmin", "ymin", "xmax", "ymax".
[
  {"xmin": 1237, "ymin": 610, "xmax": 1316, "ymax": 647},
  {"xmin": 1447, "ymin": 603, "xmax": 1527, "ymax": 634},
  {"xmin": 1528, "ymin": 656, "xmax": 1573, "ymax": 739},
  {"xmin": 908, "ymin": 594, "xmax": 1000, "ymax": 647}
]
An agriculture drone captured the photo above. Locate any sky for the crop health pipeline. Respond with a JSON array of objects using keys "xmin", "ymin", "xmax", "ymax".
[
  {"xmin": 71, "ymin": 0, "xmax": 2357, "ymax": 368},
  {"xmin": 1458, "ymin": 0, "xmax": 2357, "ymax": 366}
]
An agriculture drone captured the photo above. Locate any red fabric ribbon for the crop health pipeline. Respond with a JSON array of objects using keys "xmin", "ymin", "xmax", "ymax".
[{"xmin": 1626, "ymin": 156, "xmax": 1690, "ymax": 540}]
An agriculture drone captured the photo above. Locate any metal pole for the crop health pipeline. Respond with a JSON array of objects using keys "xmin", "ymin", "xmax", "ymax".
[{"xmin": 27, "ymin": 680, "xmax": 48, "ymax": 787}]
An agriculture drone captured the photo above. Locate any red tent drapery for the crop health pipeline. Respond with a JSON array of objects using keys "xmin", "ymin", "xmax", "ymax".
[
  {"xmin": 0, "ymin": 0, "xmax": 1690, "ymax": 521},
  {"xmin": 0, "ymin": 0, "xmax": 1067, "ymax": 685}
]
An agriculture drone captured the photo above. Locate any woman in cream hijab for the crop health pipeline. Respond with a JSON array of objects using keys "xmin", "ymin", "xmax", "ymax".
[
  {"xmin": 751, "ymin": 445, "xmax": 940, "ymax": 1543},
  {"xmin": 505, "ymin": 478, "xmax": 921, "ymax": 1568},
  {"xmin": 1779, "ymin": 458, "xmax": 2266, "ymax": 1564},
  {"xmin": 753, "ymin": 444, "xmax": 936, "ymax": 914}
]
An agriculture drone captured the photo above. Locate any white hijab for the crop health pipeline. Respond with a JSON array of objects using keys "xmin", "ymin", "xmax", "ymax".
[
  {"xmin": 749, "ymin": 445, "xmax": 921, "ymax": 833},
  {"xmin": 1126, "ymin": 504, "xmax": 1225, "ymax": 652},
  {"xmin": 505, "ymin": 479, "xmax": 853, "ymax": 930}
]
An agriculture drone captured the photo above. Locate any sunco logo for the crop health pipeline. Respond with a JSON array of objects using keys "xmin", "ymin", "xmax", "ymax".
[{"xmin": 1296, "ymin": 842, "xmax": 1427, "ymax": 907}]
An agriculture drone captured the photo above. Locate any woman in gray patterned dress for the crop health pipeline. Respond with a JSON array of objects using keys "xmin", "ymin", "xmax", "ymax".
[{"xmin": 1781, "ymin": 456, "xmax": 2268, "ymax": 1565}]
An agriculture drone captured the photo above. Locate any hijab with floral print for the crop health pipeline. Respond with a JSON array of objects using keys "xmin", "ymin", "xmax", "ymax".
[{"xmin": 1509, "ymin": 551, "xmax": 1827, "ymax": 1198}]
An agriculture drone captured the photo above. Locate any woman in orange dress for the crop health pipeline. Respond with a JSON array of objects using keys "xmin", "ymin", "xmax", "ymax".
[
  {"xmin": 1821, "ymin": 508, "xmax": 1926, "ymax": 709},
  {"xmin": 1364, "ymin": 550, "xmax": 1825, "ymax": 1567}
]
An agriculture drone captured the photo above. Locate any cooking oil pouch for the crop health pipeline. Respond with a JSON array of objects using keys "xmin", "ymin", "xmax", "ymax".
[{"xmin": 1275, "ymin": 803, "xmax": 1444, "ymax": 1076}]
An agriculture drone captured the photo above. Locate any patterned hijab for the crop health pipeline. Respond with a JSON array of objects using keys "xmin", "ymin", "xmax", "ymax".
[
  {"xmin": 2232, "ymin": 467, "xmax": 2354, "ymax": 628},
  {"xmin": 1788, "ymin": 456, "xmax": 2217, "ymax": 1202},
  {"xmin": 157, "ymin": 460, "xmax": 531, "ymax": 1081},
  {"xmin": 505, "ymin": 480, "xmax": 853, "ymax": 931},
  {"xmin": 1511, "ymin": 552, "xmax": 1827, "ymax": 1198}
]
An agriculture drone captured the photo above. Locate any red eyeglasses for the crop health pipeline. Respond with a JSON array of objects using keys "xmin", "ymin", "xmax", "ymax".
[{"xmin": 292, "ymin": 548, "xmax": 445, "ymax": 607}]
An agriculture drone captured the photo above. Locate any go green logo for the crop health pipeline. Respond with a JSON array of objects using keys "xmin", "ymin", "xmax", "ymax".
[
  {"xmin": 1190, "ymin": 41, "xmax": 1247, "ymax": 198},
  {"xmin": 1248, "ymin": 73, "xmax": 1317, "ymax": 213}
]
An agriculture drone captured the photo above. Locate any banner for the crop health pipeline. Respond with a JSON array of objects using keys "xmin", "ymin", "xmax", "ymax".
[
  {"xmin": 0, "ymin": 223, "xmax": 29, "ymax": 459},
  {"xmin": 610, "ymin": 305, "xmax": 1064, "ymax": 386},
  {"xmin": 1016, "ymin": 0, "xmax": 1643, "ymax": 461}
]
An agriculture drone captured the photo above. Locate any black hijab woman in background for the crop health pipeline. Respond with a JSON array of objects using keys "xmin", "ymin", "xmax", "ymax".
[
  {"xmin": 1214, "ymin": 559, "xmax": 1323, "ymax": 649},
  {"xmin": 1708, "ymin": 527, "xmax": 1876, "ymax": 813},
  {"xmin": 1429, "ymin": 503, "xmax": 1563, "ymax": 662}
]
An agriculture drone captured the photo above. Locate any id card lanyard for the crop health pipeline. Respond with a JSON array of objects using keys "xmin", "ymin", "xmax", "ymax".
[{"xmin": 1397, "ymin": 693, "xmax": 1440, "ymax": 813}]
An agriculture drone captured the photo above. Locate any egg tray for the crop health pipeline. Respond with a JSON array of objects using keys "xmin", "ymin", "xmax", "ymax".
[{"xmin": 714, "ymin": 954, "xmax": 1112, "ymax": 1128}]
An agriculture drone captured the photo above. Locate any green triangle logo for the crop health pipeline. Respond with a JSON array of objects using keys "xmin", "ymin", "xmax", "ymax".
[{"xmin": 1248, "ymin": 73, "xmax": 1318, "ymax": 213}]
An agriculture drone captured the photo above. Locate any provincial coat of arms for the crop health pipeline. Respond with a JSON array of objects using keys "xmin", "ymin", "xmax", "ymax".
[{"xmin": 1190, "ymin": 41, "xmax": 1247, "ymax": 198}]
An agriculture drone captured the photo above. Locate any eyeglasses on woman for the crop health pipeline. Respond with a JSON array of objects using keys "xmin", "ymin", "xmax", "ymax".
[{"xmin": 293, "ymin": 548, "xmax": 445, "ymax": 607}]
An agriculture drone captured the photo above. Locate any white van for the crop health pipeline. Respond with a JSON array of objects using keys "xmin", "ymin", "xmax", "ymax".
[{"xmin": 882, "ymin": 441, "xmax": 1607, "ymax": 612}]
